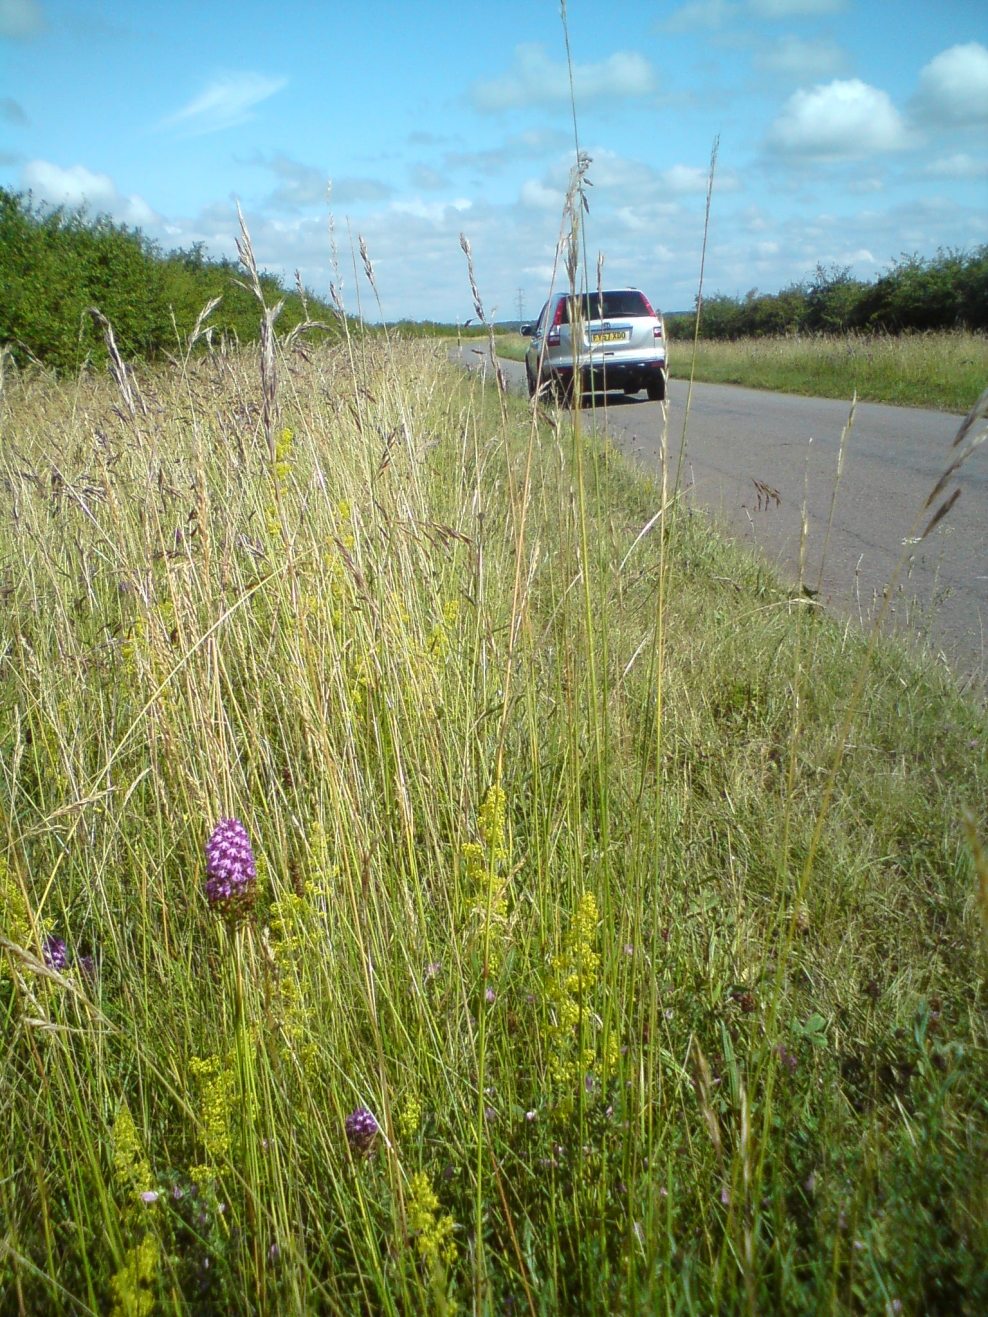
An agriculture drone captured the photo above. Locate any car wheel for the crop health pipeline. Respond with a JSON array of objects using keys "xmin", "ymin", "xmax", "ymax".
[
  {"xmin": 526, "ymin": 365, "xmax": 537, "ymax": 398},
  {"xmin": 646, "ymin": 375, "xmax": 666, "ymax": 402}
]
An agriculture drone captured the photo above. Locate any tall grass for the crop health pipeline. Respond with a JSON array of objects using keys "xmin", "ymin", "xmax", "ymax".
[
  {"xmin": 1, "ymin": 287, "xmax": 988, "ymax": 1312},
  {"xmin": 665, "ymin": 330, "xmax": 988, "ymax": 412}
]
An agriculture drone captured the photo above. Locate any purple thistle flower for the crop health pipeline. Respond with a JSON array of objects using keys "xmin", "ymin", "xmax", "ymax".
[
  {"xmin": 204, "ymin": 818, "xmax": 257, "ymax": 913},
  {"xmin": 345, "ymin": 1106, "xmax": 378, "ymax": 1156},
  {"xmin": 43, "ymin": 935, "xmax": 68, "ymax": 971}
]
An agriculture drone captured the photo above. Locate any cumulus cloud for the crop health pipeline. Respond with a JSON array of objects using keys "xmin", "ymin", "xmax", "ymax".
[
  {"xmin": 0, "ymin": 0, "xmax": 43, "ymax": 38},
  {"xmin": 164, "ymin": 72, "xmax": 287, "ymax": 135},
  {"xmin": 768, "ymin": 79, "xmax": 908, "ymax": 159},
  {"xmin": 913, "ymin": 43, "xmax": 988, "ymax": 127},
  {"xmin": 446, "ymin": 129, "xmax": 571, "ymax": 175},
  {"xmin": 664, "ymin": 0, "xmax": 737, "ymax": 32},
  {"xmin": 754, "ymin": 36, "xmax": 849, "ymax": 82},
  {"xmin": 331, "ymin": 177, "xmax": 395, "ymax": 205},
  {"xmin": 926, "ymin": 153, "xmax": 988, "ymax": 180},
  {"xmin": 1, "ymin": 96, "xmax": 28, "ymax": 124},
  {"xmin": 389, "ymin": 196, "xmax": 471, "ymax": 224},
  {"xmin": 254, "ymin": 154, "xmax": 327, "ymax": 209},
  {"xmin": 519, "ymin": 179, "xmax": 564, "ymax": 210},
  {"xmin": 665, "ymin": 0, "xmax": 843, "ymax": 30},
  {"xmin": 749, "ymin": 0, "xmax": 845, "ymax": 15},
  {"xmin": 468, "ymin": 44, "xmax": 655, "ymax": 113},
  {"xmin": 409, "ymin": 164, "xmax": 449, "ymax": 191},
  {"xmin": 21, "ymin": 160, "xmax": 158, "ymax": 227},
  {"xmin": 660, "ymin": 163, "xmax": 717, "ymax": 193}
]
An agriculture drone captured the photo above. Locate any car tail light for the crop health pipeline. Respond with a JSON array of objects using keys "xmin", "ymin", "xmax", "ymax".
[
  {"xmin": 639, "ymin": 294, "xmax": 656, "ymax": 317},
  {"xmin": 546, "ymin": 298, "xmax": 565, "ymax": 347},
  {"xmin": 653, "ymin": 324, "xmax": 663, "ymax": 340}
]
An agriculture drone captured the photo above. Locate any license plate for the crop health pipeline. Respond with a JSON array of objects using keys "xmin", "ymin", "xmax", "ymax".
[{"xmin": 590, "ymin": 329, "xmax": 629, "ymax": 343}]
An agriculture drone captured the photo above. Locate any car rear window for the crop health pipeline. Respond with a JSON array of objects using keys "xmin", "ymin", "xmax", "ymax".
[{"xmin": 558, "ymin": 291, "xmax": 653, "ymax": 322}]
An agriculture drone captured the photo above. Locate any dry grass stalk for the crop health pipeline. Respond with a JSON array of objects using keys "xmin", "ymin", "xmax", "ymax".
[
  {"xmin": 459, "ymin": 232, "xmax": 507, "ymax": 423},
  {"xmin": 691, "ymin": 1039, "xmax": 723, "ymax": 1166},
  {"xmin": 234, "ymin": 202, "xmax": 284, "ymax": 464},
  {"xmin": 82, "ymin": 306, "xmax": 145, "ymax": 418}
]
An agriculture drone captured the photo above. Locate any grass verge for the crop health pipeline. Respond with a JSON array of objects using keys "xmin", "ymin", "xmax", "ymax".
[
  {"xmin": 1, "ymin": 336, "xmax": 987, "ymax": 1314},
  {"xmin": 666, "ymin": 331, "xmax": 988, "ymax": 412}
]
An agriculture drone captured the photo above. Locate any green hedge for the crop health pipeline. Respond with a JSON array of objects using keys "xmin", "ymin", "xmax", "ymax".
[
  {"xmin": 0, "ymin": 189, "xmax": 339, "ymax": 372},
  {"xmin": 666, "ymin": 248, "xmax": 988, "ymax": 341}
]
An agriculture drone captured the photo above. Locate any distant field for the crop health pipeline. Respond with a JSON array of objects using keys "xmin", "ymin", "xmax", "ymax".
[
  {"xmin": 666, "ymin": 330, "xmax": 988, "ymax": 413},
  {"xmin": 494, "ymin": 330, "xmax": 986, "ymax": 413}
]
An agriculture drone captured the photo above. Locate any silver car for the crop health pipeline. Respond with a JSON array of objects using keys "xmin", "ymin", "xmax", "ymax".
[{"xmin": 523, "ymin": 288, "xmax": 667, "ymax": 402}]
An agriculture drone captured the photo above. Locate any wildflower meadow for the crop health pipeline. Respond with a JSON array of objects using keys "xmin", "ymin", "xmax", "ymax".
[{"xmin": 1, "ymin": 205, "xmax": 988, "ymax": 1315}]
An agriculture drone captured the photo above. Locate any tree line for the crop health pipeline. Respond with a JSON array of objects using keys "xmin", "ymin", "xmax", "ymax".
[
  {"xmin": 0, "ymin": 189, "xmax": 340, "ymax": 372},
  {"xmin": 664, "ymin": 248, "xmax": 988, "ymax": 341}
]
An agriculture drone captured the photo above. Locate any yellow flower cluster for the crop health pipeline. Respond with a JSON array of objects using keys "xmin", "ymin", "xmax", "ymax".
[
  {"xmin": 188, "ymin": 1053, "xmax": 237, "ymax": 1180},
  {"xmin": 0, "ymin": 856, "xmax": 43, "ymax": 978},
  {"xmin": 406, "ymin": 1172, "xmax": 457, "ymax": 1266},
  {"xmin": 109, "ymin": 1236, "xmax": 158, "ymax": 1317},
  {"xmin": 398, "ymin": 1093, "xmax": 423, "ymax": 1139},
  {"xmin": 335, "ymin": 499, "xmax": 355, "ymax": 551},
  {"xmin": 545, "ymin": 893, "xmax": 600, "ymax": 1087},
  {"xmin": 109, "ymin": 1102, "xmax": 159, "ymax": 1316},
  {"xmin": 112, "ymin": 1102, "xmax": 155, "ymax": 1204},
  {"xmin": 268, "ymin": 888, "xmax": 319, "ymax": 1075},
  {"xmin": 462, "ymin": 783, "xmax": 510, "ymax": 971},
  {"xmin": 427, "ymin": 597, "xmax": 459, "ymax": 660},
  {"xmin": 265, "ymin": 427, "xmax": 294, "ymax": 540}
]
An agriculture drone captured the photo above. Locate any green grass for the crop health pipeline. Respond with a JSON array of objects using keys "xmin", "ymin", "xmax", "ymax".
[
  {"xmin": 491, "ymin": 331, "xmax": 529, "ymax": 363},
  {"xmin": 1, "ymin": 328, "xmax": 987, "ymax": 1315},
  {"xmin": 666, "ymin": 331, "xmax": 988, "ymax": 412},
  {"xmin": 494, "ymin": 329, "xmax": 988, "ymax": 413}
]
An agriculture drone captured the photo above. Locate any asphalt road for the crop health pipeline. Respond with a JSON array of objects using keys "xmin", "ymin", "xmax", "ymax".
[{"xmin": 453, "ymin": 347, "xmax": 988, "ymax": 686}]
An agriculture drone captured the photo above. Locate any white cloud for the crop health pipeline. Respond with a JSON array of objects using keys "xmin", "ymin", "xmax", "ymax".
[
  {"xmin": 662, "ymin": 164, "xmax": 715, "ymax": 194},
  {"xmin": 750, "ymin": 0, "xmax": 845, "ymax": 15},
  {"xmin": 331, "ymin": 177, "xmax": 395, "ymax": 205},
  {"xmin": 468, "ymin": 44, "xmax": 655, "ymax": 113},
  {"xmin": 926, "ymin": 153, "xmax": 988, "ymax": 180},
  {"xmin": 21, "ymin": 160, "xmax": 158, "ymax": 227},
  {"xmin": 754, "ymin": 35, "xmax": 848, "ymax": 81},
  {"xmin": 390, "ymin": 197, "xmax": 471, "ymax": 224},
  {"xmin": 519, "ymin": 179, "xmax": 564, "ymax": 210},
  {"xmin": 768, "ymin": 80, "xmax": 908, "ymax": 159},
  {"xmin": 914, "ymin": 43, "xmax": 988, "ymax": 127},
  {"xmin": 409, "ymin": 164, "xmax": 449, "ymax": 191},
  {"xmin": 254, "ymin": 153, "xmax": 327, "ymax": 209},
  {"xmin": 446, "ymin": 129, "xmax": 571, "ymax": 175},
  {"xmin": 665, "ymin": 0, "xmax": 842, "ymax": 33},
  {"xmin": 0, "ymin": 0, "xmax": 43, "ymax": 38},
  {"xmin": 664, "ymin": 0, "xmax": 737, "ymax": 32},
  {"xmin": 165, "ymin": 73, "xmax": 287, "ymax": 135}
]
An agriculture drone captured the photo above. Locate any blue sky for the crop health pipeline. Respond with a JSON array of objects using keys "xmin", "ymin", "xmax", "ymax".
[{"xmin": 1, "ymin": 0, "xmax": 986, "ymax": 320}]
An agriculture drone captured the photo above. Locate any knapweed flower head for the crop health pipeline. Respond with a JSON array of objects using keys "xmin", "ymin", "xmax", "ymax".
[
  {"xmin": 204, "ymin": 818, "xmax": 257, "ymax": 913},
  {"xmin": 345, "ymin": 1106, "xmax": 378, "ymax": 1157},
  {"xmin": 43, "ymin": 934, "xmax": 68, "ymax": 971}
]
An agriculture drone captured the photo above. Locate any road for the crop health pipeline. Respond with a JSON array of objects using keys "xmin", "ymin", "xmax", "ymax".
[{"xmin": 454, "ymin": 346, "xmax": 988, "ymax": 686}]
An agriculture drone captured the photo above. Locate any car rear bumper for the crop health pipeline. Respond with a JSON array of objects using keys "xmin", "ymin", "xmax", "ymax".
[{"xmin": 549, "ymin": 357, "xmax": 666, "ymax": 392}]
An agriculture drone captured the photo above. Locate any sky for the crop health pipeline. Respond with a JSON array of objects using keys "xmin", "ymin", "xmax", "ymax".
[{"xmin": 1, "ymin": 0, "xmax": 986, "ymax": 321}]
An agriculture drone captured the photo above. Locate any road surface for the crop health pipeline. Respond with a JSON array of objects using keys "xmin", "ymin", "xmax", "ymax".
[{"xmin": 453, "ymin": 347, "xmax": 988, "ymax": 686}]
